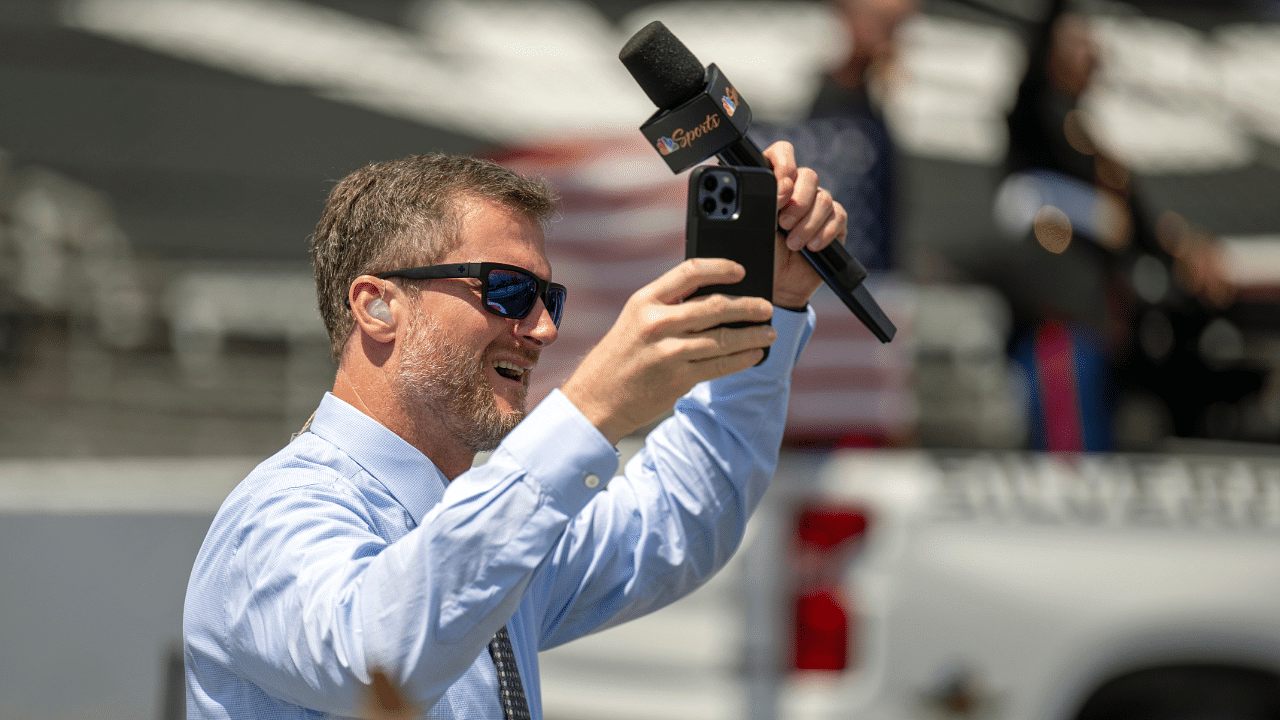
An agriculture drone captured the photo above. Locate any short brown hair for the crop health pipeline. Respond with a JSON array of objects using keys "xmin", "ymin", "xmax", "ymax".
[{"xmin": 310, "ymin": 153, "xmax": 557, "ymax": 360}]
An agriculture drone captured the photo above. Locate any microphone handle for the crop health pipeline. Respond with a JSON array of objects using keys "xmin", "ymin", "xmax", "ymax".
[
  {"xmin": 808, "ymin": 258, "xmax": 897, "ymax": 343},
  {"xmin": 715, "ymin": 140, "xmax": 896, "ymax": 342},
  {"xmin": 716, "ymin": 138, "xmax": 770, "ymax": 169}
]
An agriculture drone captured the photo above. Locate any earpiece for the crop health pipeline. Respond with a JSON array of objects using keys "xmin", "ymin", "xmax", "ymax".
[{"xmin": 367, "ymin": 299, "xmax": 392, "ymax": 322}]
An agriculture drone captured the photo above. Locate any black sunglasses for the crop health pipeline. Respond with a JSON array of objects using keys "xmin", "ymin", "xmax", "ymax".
[{"xmin": 375, "ymin": 262, "xmax": 566, "ymax": 327}]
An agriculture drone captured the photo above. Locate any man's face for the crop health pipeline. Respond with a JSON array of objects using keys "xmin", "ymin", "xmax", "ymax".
[
  {"xmin": 844, "ymin": 0, "xmax": 916, "ymax": 65},
  {"xmin": 1048, "ymin": 14, "xmax": 1098, "ymax": 99},
  {"xmin": 392, "ymin": 197, "xmax": 558, "ymax": 452}
]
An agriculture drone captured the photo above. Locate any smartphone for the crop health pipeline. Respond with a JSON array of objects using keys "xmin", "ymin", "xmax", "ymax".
[{"xmin": 685, "ymin": 164, "xmax": 776, "ymax": 364}]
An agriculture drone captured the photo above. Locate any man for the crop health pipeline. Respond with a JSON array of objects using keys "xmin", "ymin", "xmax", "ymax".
[
  {"xmin": 184, "ymin": 143, "xmax": 845, "ymax": 719},
  {"xmin": 752, "ymin": 0, "xmax": 915, "ymax": 272}
]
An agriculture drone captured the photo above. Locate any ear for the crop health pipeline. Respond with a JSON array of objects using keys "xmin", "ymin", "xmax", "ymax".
[{"xmin": 349, "ymin": 275, "xmax": 399, "ymax": 344}]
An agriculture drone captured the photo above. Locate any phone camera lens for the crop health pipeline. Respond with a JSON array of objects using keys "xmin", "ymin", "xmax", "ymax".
[
  {"xmin": 719, "ymin": 187, "xmax": 735, "ymax": 205},
  {"xmin": 701, "ymin": 197, "xmax": 716, "ymax": 215},
  {"xmin": 703, "ymin": 174, "xmax": 719, "ymax": 192}
]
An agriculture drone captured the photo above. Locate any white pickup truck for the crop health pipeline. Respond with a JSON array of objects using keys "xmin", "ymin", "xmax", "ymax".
[
  {"xmin": 772, "ymin": 448, "xmax": 1280, "ymax": 720},
  {"xmin": 540, "ymin": 447, "xmax": 1280, "ymax": 720}
]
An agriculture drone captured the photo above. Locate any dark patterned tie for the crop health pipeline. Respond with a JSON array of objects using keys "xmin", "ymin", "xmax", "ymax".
[{"xmin": 488, "ymin": 625, "xmax": 531, "ymax": 720}]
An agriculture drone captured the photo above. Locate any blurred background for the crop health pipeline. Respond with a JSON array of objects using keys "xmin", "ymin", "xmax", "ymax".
[{"xmin": 1, "ymin": 0, "xmax": 1279, "ymax": 718}]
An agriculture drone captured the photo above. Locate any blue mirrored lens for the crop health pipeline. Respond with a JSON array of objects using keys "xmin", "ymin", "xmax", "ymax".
[
  {"xmin": 545, "ymin": 287, "xmax": 565, "ymax": 327},
  {"xmin": 485, "ymin": 268, "xmax": 538, "ymax": 318}
]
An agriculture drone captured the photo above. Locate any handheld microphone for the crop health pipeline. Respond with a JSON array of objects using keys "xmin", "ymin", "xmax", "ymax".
[{"xmin": 619, "ymin": 21, "xmax": 896, "ymax": 343}]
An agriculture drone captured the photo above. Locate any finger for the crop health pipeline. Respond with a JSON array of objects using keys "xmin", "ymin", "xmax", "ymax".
[
  {"xmin": 762, "ymin": 140, "xmax": 797, "ymax": 178},
  {"xmin": 624, "ymin": 288, "xmax": 771, "ymax": 348},
  {"xmin": 762, "ymin": 141, "xmax": 798, "ymax": 207},
  {"xmin": 695, "ymin": 322, "xmax": 777, "ymax": 360},
  {"xmin": 779, "ymin": 168, "xmax": 820, "ymax": 246},
  {"xmin": 689, "ymin": 345, "xmax": 769, "ymax": 383},
  {"xmin": 643, "ymin": 257, "xmax": 746, "ymax": 305},
  {"xmin": 787, "ymin": 188, "xmax": 836, "ymax": 251},
  {"xmin": 808, "ymin": 201, "xmax": 849, "ymax": 253},
  {"xmin": 672, "ymin": 292, "xmax": 774, "ymax": 334},
  {"xmin": 659, "ymin": 321, "xmax": 775, "ymax": 370},
  {"xmin": 366, "ymin": 669, "xmax": 416, "ymax": 719}
]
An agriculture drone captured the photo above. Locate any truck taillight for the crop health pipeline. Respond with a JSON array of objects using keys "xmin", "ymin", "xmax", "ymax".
[
  {"xmin": 794, "ymin": 588, "xmax": 849, "ymax": 670},
  {"xmin": 791, "ymin": 505, "xmax": 868, "ymax": 672}
]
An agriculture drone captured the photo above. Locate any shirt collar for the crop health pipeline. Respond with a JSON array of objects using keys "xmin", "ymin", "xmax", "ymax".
[{"xmin": 307, "ymin": 392, "xmax": 447, "ymax": 526}]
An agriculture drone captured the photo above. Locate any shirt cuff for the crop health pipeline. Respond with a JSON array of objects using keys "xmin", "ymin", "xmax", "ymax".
[
  {"xmin": 493, "ymin": 389, "xmax": 620, "ymax": 517},
  {"xmin": 759, "ymin": 304, "xmax": 816, "ymax": 374}
]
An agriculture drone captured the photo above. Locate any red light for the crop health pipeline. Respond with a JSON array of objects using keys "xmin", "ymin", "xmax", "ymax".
[
  {"xmin": 796, "ymin": 506, "xmax": 867, "ymax": 550},
  {"xmin": 793, "ymin": 588, "xmax": 850, "ymax": 670},
  {"xmin": 791, "ymin": 504, "xmax": 868, "ymax": 673}
]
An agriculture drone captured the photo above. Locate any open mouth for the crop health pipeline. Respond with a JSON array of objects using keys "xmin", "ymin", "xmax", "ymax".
[{"xmin": 493, "ymin": 360, "xmax": 526, "ymax": 382}]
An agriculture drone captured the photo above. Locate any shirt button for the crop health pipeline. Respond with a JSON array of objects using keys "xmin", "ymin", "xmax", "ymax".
[{"xmin": 584, "ymin": 473, "xmax": 601, "ymax": 489}]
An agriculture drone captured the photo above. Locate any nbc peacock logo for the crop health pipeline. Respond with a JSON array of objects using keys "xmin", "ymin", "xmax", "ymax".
[
  {"xmin": 656, "ymin": 136, "xmax": 679, "ymax": 155},
  {"xmin": 721, "ymin": 86, "xmax": 739, "ymax": 116}
]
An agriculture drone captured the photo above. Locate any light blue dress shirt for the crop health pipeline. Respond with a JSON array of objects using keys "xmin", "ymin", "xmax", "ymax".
[{"xmin": 184, "ymin": 307, "xmax": 815, "ymax": 719}]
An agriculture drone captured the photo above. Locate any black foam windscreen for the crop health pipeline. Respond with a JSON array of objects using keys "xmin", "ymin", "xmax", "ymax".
[{"xmin": 618, "ymin": 21, "xmax": 707, "ymax": 110}]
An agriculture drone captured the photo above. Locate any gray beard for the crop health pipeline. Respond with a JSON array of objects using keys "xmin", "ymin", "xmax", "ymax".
[{"xmin": 395, "ymin": 313, "xmax": 526, "ymax": 453}]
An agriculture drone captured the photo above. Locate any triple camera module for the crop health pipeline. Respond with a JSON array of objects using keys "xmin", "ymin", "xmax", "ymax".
[{"xmin": 697, "ymin": 169, "xmax": 739, "ymax": 219}]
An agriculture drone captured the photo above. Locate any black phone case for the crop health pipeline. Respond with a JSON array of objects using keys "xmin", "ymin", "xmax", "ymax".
[{"xmin": 685, "ymin": 165, "xmax": 776, "ymax": 364}]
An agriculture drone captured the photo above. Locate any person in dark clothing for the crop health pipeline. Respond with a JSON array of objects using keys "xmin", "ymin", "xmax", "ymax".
[
  {"xmin": 752, "ymin": 0, "xmax": 915, "ymax": 273},
  {"xmin": 995, "ymin": 2, "xmax": 1259, "ymax": 449}
]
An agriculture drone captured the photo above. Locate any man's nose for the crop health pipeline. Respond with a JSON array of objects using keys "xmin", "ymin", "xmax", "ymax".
[{"xmin": 518, "ymin": 298, "xmax": 558, "ymax": 347}]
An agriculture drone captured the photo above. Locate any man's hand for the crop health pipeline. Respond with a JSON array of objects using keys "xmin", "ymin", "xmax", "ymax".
[
  {"xmin": 561, "ymin": 258, "xmax": 776, "ymax": 445},
  {"xmin": 763, "ymin": 141, "xmax": 849, "ymax": 310},
  {"xmin": 364, "ymin": 670, "xmax": 416, "ymax": 720}
]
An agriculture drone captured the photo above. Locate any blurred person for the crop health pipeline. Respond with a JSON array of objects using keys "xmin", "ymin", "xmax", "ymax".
[
  {"xmin": 753, "ymin": 0, "xmax": 916, "ymax": 272},
  {"xmin": 183, "ymin": 147, "xmax": 846, "ymax": 719},
  {"xmin": 3, "ymin": 165, "xmax": 149, "ymax": 351},
  {"xmin": 992, "ymin": 1, "xmax": 1261, "ymax": 449}
]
